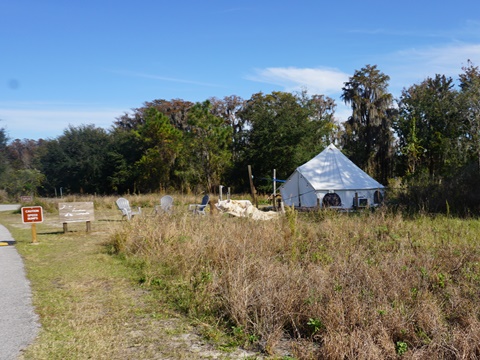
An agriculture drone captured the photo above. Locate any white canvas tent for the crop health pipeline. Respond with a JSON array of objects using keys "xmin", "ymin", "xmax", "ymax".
[{"xmin": 279, "ymin": 144, "xmax": 385, "ymax": 209}]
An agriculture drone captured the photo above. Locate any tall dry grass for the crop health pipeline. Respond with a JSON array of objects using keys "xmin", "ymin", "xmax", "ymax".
[
  {"xmin": 108, "ymin": 206, "xmax": 480, "ymax": 359},
  {"xmin": 27, "ymin": 193, "xmax": 211, "ymax": 214}
]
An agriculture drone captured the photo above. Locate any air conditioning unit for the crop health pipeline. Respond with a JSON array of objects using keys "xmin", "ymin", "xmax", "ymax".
[{"xmin": 358, "ymin": 198, "xmax": 368, "ymax": 208}]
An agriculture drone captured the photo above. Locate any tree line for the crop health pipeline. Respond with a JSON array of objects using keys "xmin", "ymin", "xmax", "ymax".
[{"xmin": 1, "ymin": 61, "xmax": 479, "ymax": 214}]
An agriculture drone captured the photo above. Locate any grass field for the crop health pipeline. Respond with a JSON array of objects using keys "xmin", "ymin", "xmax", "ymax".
[
  {"xmin": 2, "ymin": 194, "xmax": 480, "ymax": 359},
  {"xmin": 2, "ymin": 195, "xmax": 263, "ymax": 359}
]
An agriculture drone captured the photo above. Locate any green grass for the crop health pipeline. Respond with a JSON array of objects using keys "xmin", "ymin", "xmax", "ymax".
[
  {"xmin": 1, "ymin": 198, "xmax": 264, "ymax": 360},
  {"xmin": 2, "ymin": 211, "xmax": 163, "ymax": 359},
  {"xmin": 4, "ymin": 194, "xmax": 480, "ymax": 359}
]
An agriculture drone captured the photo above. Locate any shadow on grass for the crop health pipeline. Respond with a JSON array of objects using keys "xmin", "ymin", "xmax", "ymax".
[
  {"xmin": 38, "ymin": 231, "xmax": 66, "ymax": 235},
  {"xmin": 0, "ymin": 240, "xmax": 16, "ymax": 245}
]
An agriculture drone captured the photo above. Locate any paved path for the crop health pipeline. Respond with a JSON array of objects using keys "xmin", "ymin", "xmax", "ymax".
[{"xmin": 0, "ymin": 210, "xmax": 40, "ymax": 360}]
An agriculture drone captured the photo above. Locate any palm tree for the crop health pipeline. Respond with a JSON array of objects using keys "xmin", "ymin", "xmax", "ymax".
[{"xmin": 341, "ymin": 64, "xmax": 395, "ymax": 183}]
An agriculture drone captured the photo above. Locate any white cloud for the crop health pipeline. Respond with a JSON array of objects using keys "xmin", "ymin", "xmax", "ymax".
[
  {"xmin": 382, "ymin": 43, "xmax": 480, "ymax": 96},
  {"xmin": 247, "ymin": 44, "xmax": 480, "ymax": 103},
  {"xmin": 245, "ymin": 66, "xmax": 353, "ymax": 123},
  {"xmin": 246, "ymin": 66, "xmax": 350, "ymax": 96},
  {"xmin": 0, "ymin": 107, "xmax": 123, "ymax": 140},
  {"xmin": 399, "ymin": 44, "xmax": 480, "ymax": 74},
  {"xmin": 334, "ymin": 103, "xmax": 352, "ymax": 123}
]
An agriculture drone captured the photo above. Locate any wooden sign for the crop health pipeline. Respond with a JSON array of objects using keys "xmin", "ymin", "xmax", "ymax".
[
  {"xmin": 21, "ymin": 206, "xmax": 44, "ymax": 224},
  {"xmin": 59, "ymin": 202, "xmax": 94, "ymax": 233},
  {"xmin": 59, "ymin": 202, "xmax": 95, "ymax": 222},
  {"xmin": 20, "ymin": 195, "xmax": 33, "ymax": 202}
]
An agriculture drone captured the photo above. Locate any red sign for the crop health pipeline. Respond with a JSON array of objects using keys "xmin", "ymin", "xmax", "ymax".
[{"xmin": 21, "ymin": 206, "xmax": 44, "ymax": 224}]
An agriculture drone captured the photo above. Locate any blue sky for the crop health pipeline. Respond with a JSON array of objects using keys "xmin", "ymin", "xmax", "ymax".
[{"xmin": 1, "ymin": 0, "xmax": 480, "ymax": 141}]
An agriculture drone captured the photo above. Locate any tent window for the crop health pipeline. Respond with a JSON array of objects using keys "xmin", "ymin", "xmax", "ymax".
[
  {"xmin": 374, "ymin": 190, "xmax": 383, "ymax": 204},
  {"xmin": 322, "ymin": 193, "xmax": 342, "ymax": 207}
]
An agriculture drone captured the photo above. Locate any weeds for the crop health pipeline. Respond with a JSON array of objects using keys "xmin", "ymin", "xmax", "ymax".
[
  {"xmin": 104, "ymin": 201, "xmax": 480, "ymax": 358},
  {"xmin": 396, "ymin": 341, "xmax": 408, "ymax": 356},
  {"xmin": 6, "ymin": 193, "xmax": 480, "ymax": 358}
]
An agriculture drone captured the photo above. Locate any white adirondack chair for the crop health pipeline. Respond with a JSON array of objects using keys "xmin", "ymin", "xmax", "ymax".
[
  {"xmin": 116, "ymin": 197, "xmax": 141, "ymax": 220},
  {"xmin": 155, "ymin": 195, "xmax": 174, "ymax": 214}
]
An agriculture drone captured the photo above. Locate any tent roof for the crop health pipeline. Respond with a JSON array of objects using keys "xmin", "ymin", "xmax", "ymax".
[{"xmin": 295, "ymin": 143, "xmax": 384, "ymax": 190}]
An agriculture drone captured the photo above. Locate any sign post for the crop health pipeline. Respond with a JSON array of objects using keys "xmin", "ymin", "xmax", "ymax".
[
  {"xmin": 58, "ymin": 202, "xmax": 94, "ymax": 233},
  {"xmin": 31, "ymin": 223, "xmax": 37, "ymax": 243},
  {"xmin": 21, "ymin": 206, "xmax": 44, "ymax": 244}
]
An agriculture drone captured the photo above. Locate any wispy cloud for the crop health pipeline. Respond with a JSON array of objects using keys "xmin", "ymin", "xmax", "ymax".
[
  {"xmin": 215, "ymin": 7, "xmax": 250, "ymax": 14},
  {"xmin": 0, "ymin": 100, "xmax": 111, "ymax": 108},
  {"xmin": 246, "ymin": 67, "xmax": 352, "ymax": 123},
  {"xmin": 382, "ymin": 43, "xmax": 480, "ymax": 96},
  {"xmin": 461, "ymin": 20, "xmax": 480, "ymax": 37},
  {"xmin": 245, "ymin": 41, "xmax": 480, "ymax": 122},
  {"xmin": 394, "ymin": 43, "xmax": 480, "ymax": 74},
  {"xmin": 246, "ymin": 67, "xmax": 350, "ymax": 96},
  {"xmin": 0, "ymin": 107, "xmax": 123, "ymax": 140},
  {"xmin": 347, "ymin": 20, "xmax": 480, "ymax": 40},
  {"xmin": 109, "ymin": 69, "xmax": 223, "ymax": 88},
  {"xmin": 347, "ymin": 28, "xmax": 451, "ymax": 39}
]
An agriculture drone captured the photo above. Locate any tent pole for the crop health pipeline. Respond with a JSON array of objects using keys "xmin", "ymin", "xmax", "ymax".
[
  {"xmin": 273, "ymin": 169, "xmax": 276, "ymax": 210},
  {"xmin": 248, "ymin": 165, "xmax": 258, "ymax": 207},
  {"xmin": 297, "ymin": 174, "xmax": 301, "ymax": 207}
]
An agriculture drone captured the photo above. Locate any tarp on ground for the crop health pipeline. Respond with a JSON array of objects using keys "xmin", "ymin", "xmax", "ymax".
[{"xmin": 216, "ymin": 200, "xmax": 280, "ymax": 220}]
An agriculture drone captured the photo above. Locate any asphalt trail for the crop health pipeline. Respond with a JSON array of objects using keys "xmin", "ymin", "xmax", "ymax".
[{"xmin": 0, "ymin": 206, "xmax": 39, "ymax": 360}]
